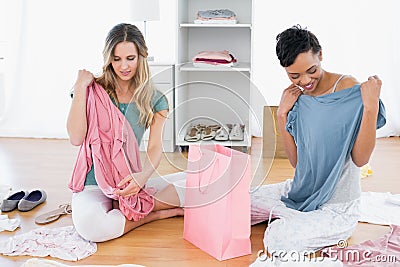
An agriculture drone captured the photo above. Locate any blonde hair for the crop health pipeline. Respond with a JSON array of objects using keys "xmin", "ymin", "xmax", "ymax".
[{"xmin": 96, "ymin": 23, "xmax": 156, "ymax": 128}]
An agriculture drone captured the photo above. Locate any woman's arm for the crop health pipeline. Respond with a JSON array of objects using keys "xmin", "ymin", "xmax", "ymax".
[
  {"xmin": 276, "ymin": 84, "xmax": 302, "ymax": 168},
  {"xmin": 66, "ymin": 70, "xmax": 94, "ymax": 146},
  {"xmin": 136, "ymin": 110, "xmax": 167, "ymax": 181},
  {"xmin": 115, "ymin": 110, "xmax": 168, "ymax": 197},
  {"xmin": 351, "ymin": 76, "xmax": 382, "ymax": 167},
  {"xmin": 276, "ymin": 111, "xmax": 298, "ymax": 168}
]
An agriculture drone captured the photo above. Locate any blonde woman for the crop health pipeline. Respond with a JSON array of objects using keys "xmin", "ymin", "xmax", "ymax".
[{"xmin": 67, "ymin": 23, "xmax": 185, "ymax": 242}]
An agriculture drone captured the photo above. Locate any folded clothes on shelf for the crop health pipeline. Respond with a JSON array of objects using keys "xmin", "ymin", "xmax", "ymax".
[
  {"xmin": 192, "ymin": 50, "xmax": 237, "ymax": 67},
  {"xmin": 195, "ymin": 9, "xmax": 237, "ymax": 24},
  {"xmin": 198, "ymin": 9, "xmax": 236, "ymax": 19},
  {"xmin": 194, "ymin": 19, "xmax": 237, "ymax": 24}
]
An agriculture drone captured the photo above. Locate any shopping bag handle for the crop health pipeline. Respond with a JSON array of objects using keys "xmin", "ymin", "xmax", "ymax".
[
  {"xmin": 198, "ymin": 158, "xmax": 219, "ymax": 193},
  {"xmin": 271, "ymin": 109, "xmax": 278, "ymax": 136}
]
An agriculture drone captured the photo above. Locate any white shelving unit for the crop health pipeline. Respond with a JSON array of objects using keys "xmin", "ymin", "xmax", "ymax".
[
  {"xmin": 180, "ymin": 62, "xmax": 251, "ymax": 72},
  {"xmin": 139, "ymin": 64, "xmax": 175, "ymax": 152},
  {"xmin": 175, "ymin": 0, "xmax": 253, "ymax": 151}
]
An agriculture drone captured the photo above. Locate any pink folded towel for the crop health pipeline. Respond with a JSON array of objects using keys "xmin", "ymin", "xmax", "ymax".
[{"xmin": 193, "ymin": 50, "xmax": 233, "ymax": 61}]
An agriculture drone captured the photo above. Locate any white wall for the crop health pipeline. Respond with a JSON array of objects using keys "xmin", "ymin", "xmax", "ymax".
[
  {"xmin": 142, "ymin": 1, "xmax": 176, "ymax": 64},
  {"xmin": 252, "ymin": 0, "xmax": 400, "ymax": 136},
  {"xmin": 1, "ymin": 0, "xmax": 399, "ymax": 138},
  {"xmin": 0, "ymin": 0, "xmax": 176, "ymax": 138}
]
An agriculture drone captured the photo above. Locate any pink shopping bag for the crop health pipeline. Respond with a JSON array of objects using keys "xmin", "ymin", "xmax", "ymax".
[{"xmin": 183, "ymin": 144, "xmax": 251, "ymax": 261}]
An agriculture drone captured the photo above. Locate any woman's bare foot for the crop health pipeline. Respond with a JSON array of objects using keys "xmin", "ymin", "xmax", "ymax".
[
  {"xmin": 123, "ymin": 207, "xmax": 184, "ymax": 234},
  {"xmin": 176, "ymin": 207, "xmax": 184, "ymax": 216},
  {"xmin": 154, "ymin": 207, "xmax": 184, "ymax": 219}
]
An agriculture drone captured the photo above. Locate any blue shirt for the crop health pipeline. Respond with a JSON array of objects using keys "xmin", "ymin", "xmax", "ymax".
[
  {"xmin": 281, "ymin": 85, "xmax": 386, "ymax": 211},
  {"xmin": 84, "ymin": 90, "xmax": 169, "ymax": 186}
]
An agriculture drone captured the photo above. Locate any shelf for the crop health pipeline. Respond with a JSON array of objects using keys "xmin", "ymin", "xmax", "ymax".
[
  {"xmin": 176, "ymin": 139, "xmax": 250, "ymax": 147},
  {"xmin": 176, "ymin": 132, "xmax": 251, "ymax": 147},
  {"xmin": 180, "ymin": 23, "xmax": 252, "ymax": 29},
  {"xmin": 179, "ymin": 62, "xmax": 251, "ymax": 72}
]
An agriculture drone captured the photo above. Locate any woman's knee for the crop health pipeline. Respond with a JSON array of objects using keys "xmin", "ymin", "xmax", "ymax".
[
  {"xmin": 72, "ymin": 208, "xmax": 125, "ymax": 242},
  {"xmin": 263, "ymin": 219, "xmax": 307, "ymax": 254}
]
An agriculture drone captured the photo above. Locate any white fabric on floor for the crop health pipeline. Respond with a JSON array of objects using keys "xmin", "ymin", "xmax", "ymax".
[
  {"xmin": 21, "ymin": 258, "xmax": 145, "ymax": 267},
  {"xmin": 0, "ymin": 184, "xmax": 12, "ymax": 204},
  {"xmin": 0, "ymin": 225, "xmax": 96, "ymax": 261},
  {"xmin": 359, "ymin": 191, "xmax": 400, "ymax": 225},
  {"xmin": 0, "ymin": 214, "xmax": 20, "ymax": 232},
  {"xmin": 251, "ymin": 180, "xmax": 359, "ymax": 253}
]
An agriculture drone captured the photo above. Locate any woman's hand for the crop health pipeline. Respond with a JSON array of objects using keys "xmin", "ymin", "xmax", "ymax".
[
  {"xmin": 360, "ymin": 75, "xmax": 381, "ymax": 112},
  {"xmin": 114, "ymin": 174, "xmax": 147, "ymax": 197},
  {"xmin": 67, "ymin": 69, "xmax": 93, "ymax": 146},
  {"xmin": 74, "ymin": 69, "xmax": 94, "ymax": 92},
  {"xmin": 277, "ymin": 84, "xmax": 303, "ymax": 117}
]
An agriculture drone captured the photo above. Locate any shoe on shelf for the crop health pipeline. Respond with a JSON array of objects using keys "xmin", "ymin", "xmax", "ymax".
[
  {"xmin": 201, "ymin": 125, "xmax": 218, "ymax": 140},
  {"xmin": 207, "ymin": 124, "xmax": 221, "ymax": 130},
  {"xmin": 215, "ymin": 124, "xmax": 232, "ymax": 141},
  {"xmin": 1, "ymin": 190, "xmax": 29, "ymax": 212},
  {"xmin": 195, "ymin": 124, "xmax": 207, "ymax": 130},
  {"xmin": 184, "ymin": 125, "xmax": 202, "ymax": 142},
  {"xmin": 229, "ymin": 123, "xmax": 245, "ymax": 141},
  {"xmin": 18, "ymin": 189, "xmax": 47, "ymax": 212}
]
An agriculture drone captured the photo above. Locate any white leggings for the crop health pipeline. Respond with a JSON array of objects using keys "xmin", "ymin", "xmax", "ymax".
[
  {"xmin": 71, "ymin": 172, "xmax": 187, "ymax": 242},
  {"xmin": 251, "ymin": 179, "xmax": 360, "ymax": 254}
]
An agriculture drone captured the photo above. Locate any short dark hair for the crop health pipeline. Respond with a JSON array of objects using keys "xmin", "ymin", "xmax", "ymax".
[{"xmin": 276, "ymin": 25, "xmax": 322, "ymax": 67}]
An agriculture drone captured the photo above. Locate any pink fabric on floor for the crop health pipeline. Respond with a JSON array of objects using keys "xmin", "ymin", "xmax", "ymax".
[
  {"xmin": 69, "ymin": 82, "xmax": 155, "ymax": 221},
  {"xmin": 322, "ymin": 224, "xmax": 400, "ymax": 266}
]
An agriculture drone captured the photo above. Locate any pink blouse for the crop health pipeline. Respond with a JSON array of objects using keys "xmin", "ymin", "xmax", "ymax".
[{"xmin": 69, "ymin": 82, "xmax": 155, "ymax": 221}]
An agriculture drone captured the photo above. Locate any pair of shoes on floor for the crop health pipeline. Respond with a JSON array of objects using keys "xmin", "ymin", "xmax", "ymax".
[
  {"xmin": 215, "ymin": 123, "xmax": 245, "ymax": 141},
  {"xmin": 35, "ymin": 203, "xmax": 72, "ymax": 225},
  {"xmin": 1, "ymin": 189, "xmax": 47, "ymax": 212},
  {"xmin": 184, "ymin": 124, "xmax": 221, "ymax": 142}
]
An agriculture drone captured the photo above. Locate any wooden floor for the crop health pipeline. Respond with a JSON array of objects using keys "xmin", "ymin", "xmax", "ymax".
[{"xmin": 0, "ymin": 137, "xmax": 399, "ymax": 266}]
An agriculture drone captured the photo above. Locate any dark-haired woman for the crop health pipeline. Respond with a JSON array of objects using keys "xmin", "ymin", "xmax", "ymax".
[{"xmin": 251, "ymin": 25, "xmax": 386, "ymax": 258}]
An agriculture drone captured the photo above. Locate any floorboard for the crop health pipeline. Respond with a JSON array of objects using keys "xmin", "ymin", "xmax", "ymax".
[{"xmin": 0, "ymin": 137, "xmax": 399, "ymax": 266}]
